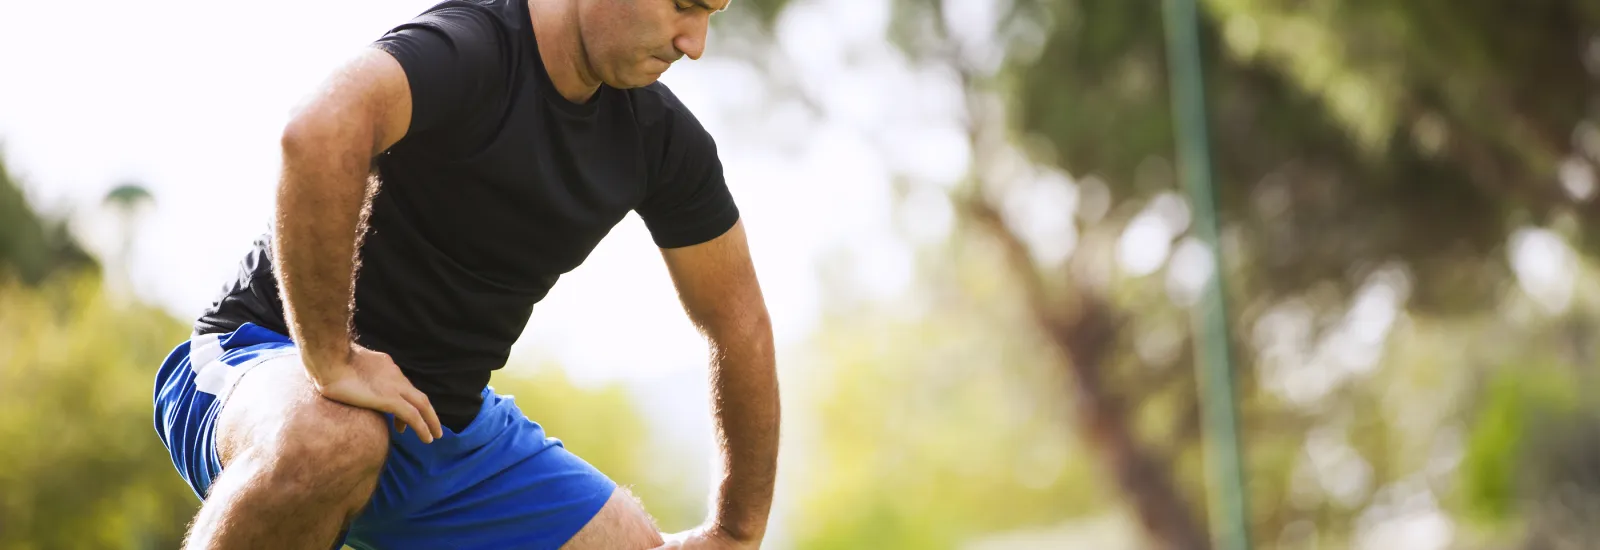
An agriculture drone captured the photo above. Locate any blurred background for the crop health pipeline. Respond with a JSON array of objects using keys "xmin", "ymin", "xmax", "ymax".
[{"xmin": 4, "ymin": 0, "xmax": 1600, "ymax": 548}]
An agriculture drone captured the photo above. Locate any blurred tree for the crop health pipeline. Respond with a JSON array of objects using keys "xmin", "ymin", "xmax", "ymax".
[
  {"xmin": 0, "ymin": 151, "xmax": 96, "ymax": 285},
  {"xmin": 102, "ymin": 182, "xmax": 154, "ymax": 294},
  {"xmin": 0, "ymin": 277, "xmax": 198, "ymax": 549},
  {"xmin": 0, "ymin": 152, "xmax": 195, "ymax": 548},
  {"xmin": 995, "ymin": 1, "xmax": 1600, "ymax": 546},
  {"xmin": 783, "ymin": 244, "xmax": 1105, "ymax": 548},
  {"xmin": 714, "ymin": 0, "xmax": 1600, "ymax": 547}
]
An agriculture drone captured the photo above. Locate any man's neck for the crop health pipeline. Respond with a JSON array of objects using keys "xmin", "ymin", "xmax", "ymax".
[{"xmin": 528, "ymin": 0, "xmax": 602, "ymax": 104}]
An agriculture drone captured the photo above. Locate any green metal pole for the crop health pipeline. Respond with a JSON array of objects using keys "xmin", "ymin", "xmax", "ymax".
[{"xmin": 1160, "ymin": 0, "xmax": 1253, "ymax": 549}]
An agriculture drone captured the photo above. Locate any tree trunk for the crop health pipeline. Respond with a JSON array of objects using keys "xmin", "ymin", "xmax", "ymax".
[
  {"xmin": 964, "ymin": 198, "xmax": 1212, "ymax": 550},
  {"xmin": 1049, "ymin": 298, "xmax": 1212, "ymax": 550}
]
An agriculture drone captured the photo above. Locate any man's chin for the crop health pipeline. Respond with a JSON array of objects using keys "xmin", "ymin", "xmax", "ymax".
[
  {"xmin": 609, "ymin": 75, "xmax": 662, "ymax": 89},
  {"xmin": 605, "ymin": 66, "xmax": 667, "ymax": 89}
]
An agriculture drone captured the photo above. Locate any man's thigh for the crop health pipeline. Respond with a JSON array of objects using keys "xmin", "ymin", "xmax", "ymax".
[
  {"xmin": 562, "ymin": 487, "xmax": 665, "ymax": 550},
  {"xmin": 214, "ymin": 353, "xmax": 389, "ymax": 469}
]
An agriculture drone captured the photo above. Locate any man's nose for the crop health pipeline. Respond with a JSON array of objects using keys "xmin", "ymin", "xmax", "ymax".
[{"xmin": 674, "ymin": 16, "xmax": 708, "ymax": 61}]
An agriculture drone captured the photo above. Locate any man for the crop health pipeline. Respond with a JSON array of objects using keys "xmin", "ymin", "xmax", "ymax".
[{"xmin": 151, "ymin": 0, "xmax": 779, "ymax": 548}]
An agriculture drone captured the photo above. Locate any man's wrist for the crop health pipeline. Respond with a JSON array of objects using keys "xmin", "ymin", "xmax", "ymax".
[
  {"xmin": 299, "ymin": 339, "xmax": 355, "ymax": 382},
  {"xmin": 710, "ymin": 518, "xmax": 764, "ymax": 545}
]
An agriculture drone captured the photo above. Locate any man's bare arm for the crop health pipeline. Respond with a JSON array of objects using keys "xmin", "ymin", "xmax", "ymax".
[
  {"xmin": 660, "ymin": 221, "xmax": 780, "ymax": 545},
  {"xmin": 274, "ymin": 47, "xmax": 441, "ymax": 442}
]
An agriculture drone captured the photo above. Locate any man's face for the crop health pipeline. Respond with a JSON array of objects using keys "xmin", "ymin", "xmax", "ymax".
[{"xmin": 577, "ymin": 0, "xmax": 729, "ymax": 88}]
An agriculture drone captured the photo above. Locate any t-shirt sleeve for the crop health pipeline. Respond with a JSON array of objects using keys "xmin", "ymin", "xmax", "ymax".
[
  {"xmin": 371, "ymin": 4, "xmax": 510, "ymax": 137},
  {"xmin": 635, "ymin": 99, "xmax": 741, "ymax": 249}
]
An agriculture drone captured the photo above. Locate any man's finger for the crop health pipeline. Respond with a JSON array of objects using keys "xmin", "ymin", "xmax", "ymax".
[
  {"xmin": 404, "ymin": 387, "xmax": 443, "ymax": 440},
  {"xmin": 391, "ymin": 399, "xmax": 433, "ymax": 444}
]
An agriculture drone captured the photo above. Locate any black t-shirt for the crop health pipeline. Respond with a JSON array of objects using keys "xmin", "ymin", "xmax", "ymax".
[{"xmin": 196, "ymin": 0, "xmax": 740, "ymax": 430}]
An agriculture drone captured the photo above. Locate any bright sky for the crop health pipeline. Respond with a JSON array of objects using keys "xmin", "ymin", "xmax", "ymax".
[{"xmin": 0, "ymin": 0, "xmax": 977, "ymax": 389}]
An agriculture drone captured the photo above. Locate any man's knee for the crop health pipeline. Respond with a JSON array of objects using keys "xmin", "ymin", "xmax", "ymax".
[
  {"xmin": 562, "ymin": 487, "xmax": 664, "ymax": 550},
  {"xmin": 217, "ymin": 356, "xmax": 390, "ymax": 502}
]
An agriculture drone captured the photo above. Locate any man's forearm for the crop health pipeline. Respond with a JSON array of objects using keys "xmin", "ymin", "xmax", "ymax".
[
  {"xmin": 707, "ymin": 323, "xmax": 780, "ymax": 542},
  {"xmin": 273, "ymin": 126, "xmax": 378, "ymax": 373}
]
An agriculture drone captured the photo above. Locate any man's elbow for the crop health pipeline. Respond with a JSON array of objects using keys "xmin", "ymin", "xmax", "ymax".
[
  {"xmin": 279, "ymin": 113, "xmax": 341, "ymax": 163},
  {"xmin": 280, "ymin": 100, "xmax": 382, "ymax": 164},
  {"xmin": 712, "ymin": 312, "xmax": 775, "ymax": 361}
]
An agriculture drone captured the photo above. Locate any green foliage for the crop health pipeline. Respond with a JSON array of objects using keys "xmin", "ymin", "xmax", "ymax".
[
  {"xmin": 994, "ymin": 0, "xmax": 1599, "ymax": 542},
  {"xmin": 1460, "ymin": 365, "xmax": 1582, "ymax": 523},
  {"xmin": 724, "ymin": 0, "xmax": 1600, "ymax": 545},
  {"xmin": 787, "ymin": 243, "xmax": 1104, "ymax": 548},
  {"xmin": 0, "ymin": 152, "xmax": 96, "ymax": 285},
  {"xmin": 0, "ymin": 277, "xmax": 196, "ymax": 549}
]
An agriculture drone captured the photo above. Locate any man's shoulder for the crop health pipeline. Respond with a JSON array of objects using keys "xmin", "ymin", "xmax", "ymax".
[
  {"xmin": 389, "ymin": 0, "xmax": 525, "ymax": 41},
  {"xmin": 624, "ymin": 82, "xmax": 711, "ymax": 140},
  {"xmin": 410, "ymin": 0, "xmax": 522, "ymax": 20}
]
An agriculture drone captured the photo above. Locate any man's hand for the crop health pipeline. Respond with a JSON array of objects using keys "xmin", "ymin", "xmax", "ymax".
[
  {"xmin": 307, "ymin": 345, "xmax": 443, "ymax": 443},
  {"xmin": 652, "ymin": 525, "xmax": 758, "ymax": 550}
]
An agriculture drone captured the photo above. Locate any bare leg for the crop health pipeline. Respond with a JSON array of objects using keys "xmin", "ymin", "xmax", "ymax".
[
  {"xmin": 561, "ymin": 487, "xmax": 668, "ymax": 549},
  {"xmin": 183, "ymin": 355, "xmax": 391, "ymax": 550}
]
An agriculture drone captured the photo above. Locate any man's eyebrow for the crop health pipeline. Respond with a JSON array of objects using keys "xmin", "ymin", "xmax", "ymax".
[{"xmin": 689, "ymin": 0, "xmax": 725, "ymax": 13}]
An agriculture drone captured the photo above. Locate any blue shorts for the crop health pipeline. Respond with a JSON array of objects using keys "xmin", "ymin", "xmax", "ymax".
[{"xmin": 153, "ymin": 323, "xmax": 617, "ymax": 549}]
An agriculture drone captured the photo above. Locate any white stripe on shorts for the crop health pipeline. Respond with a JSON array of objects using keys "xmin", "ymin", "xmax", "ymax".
[
  {"xmin": 189, "ymin": 332, "xmax": 297, "ymax": 403},
  {"xmin": 190, "ymin": 333, "xmax": 227, "ymax": 395}
]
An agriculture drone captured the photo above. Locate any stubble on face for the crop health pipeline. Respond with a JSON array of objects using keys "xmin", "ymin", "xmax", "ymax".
[{"xmin": 576, "ymin": 0, "xmax": 681, "ymax": 89}]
